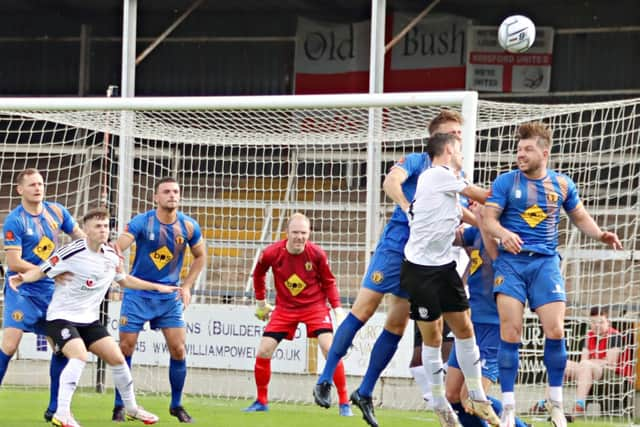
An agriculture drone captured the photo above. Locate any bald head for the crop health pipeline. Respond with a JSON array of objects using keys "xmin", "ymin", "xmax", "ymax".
[{"xmin": 286, "ymin": 213, "xmax": 311, "ymax": 254}]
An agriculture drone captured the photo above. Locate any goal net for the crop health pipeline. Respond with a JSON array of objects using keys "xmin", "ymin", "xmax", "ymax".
[{"xmin": 0, "ymin": 93, "xmax": 637, "ymax": 421}]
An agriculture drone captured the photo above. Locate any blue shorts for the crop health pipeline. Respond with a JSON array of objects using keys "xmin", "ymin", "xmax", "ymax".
[
  {"xmin": 493, "ymin": 252, "xmax": 565, "ymax": 310},
  {"xmin": 448, "ymin": 323, "xmax": 500, "ymax": 382},
  {"xmin": 2, "ymin": 285, "xmax": 51, "ymax": 335},
  {"xmin": 362, "ymin": 221, "xmax": 409, "ymax": 298},
  {"xmin": 119, "ymin": 294, "xmax": 185, "ymax": 333}
]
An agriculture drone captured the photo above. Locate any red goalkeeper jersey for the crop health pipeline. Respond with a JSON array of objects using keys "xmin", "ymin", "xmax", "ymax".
[{"xmin": 253, "ymin": 240, "xmax": 340, "ymax": 310}]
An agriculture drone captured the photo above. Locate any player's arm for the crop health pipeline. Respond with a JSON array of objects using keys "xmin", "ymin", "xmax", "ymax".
[
  {"xmin": 8, "ymin": 265, "xmax": 45, "ymax": 290},
  {"xmin": 460, "ymin": 184, "xmax": 490, "ymax": 204},
  {"xmin": 116, "ymin": 232, "xmax": 135, "ymax": 252},
  {"xmin": 474, "ymin": 204, "xmax": 499, "ymax": 260},
  {"xmin": 179, "ymin": 241, "xmax": 206, "ymax": 309},
  {"xmin": 567, "ymin": 205, "xmax": 622, "ymax": 249},
  {"xmin": 482, "ymin": 206, "xmax": 523, "ymax": 255},
  {"xmin": 461, "ymin": 206, "xmax": 478, "ymax": 227},
  {"xmin": 252, "ymin": 250, "xmax": 274, "ymax": 321},
  {"xmin": 5, "ymin": 249, "xmax": 41, "ymax": 273},
  {"xmin": 181, "ymin": 241, "xmax": 206, "ymax": 292},
  {"xmin": 69, "ymin": 225, "xmax": 86, "ymax": 240},
  {"xmin": 382, "ymin": 167, "xmax": 410, "ymax": 213},
  {"xmin": 116, "ymin": 274, "xmax": 181, "ymax": 295}
]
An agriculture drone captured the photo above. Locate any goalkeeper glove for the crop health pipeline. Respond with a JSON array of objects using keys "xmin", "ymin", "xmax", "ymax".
[
  {"xmin": 255, "ymin": 300, "xmax": 274, "ymax": 321},
  {"xmin": 333, "ymin": 306, "xmax": 346, "ymax": 327}
]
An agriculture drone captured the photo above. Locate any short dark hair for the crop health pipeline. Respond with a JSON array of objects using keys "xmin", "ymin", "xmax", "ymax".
[
  {"xmin": 82, "ymin": 207, "xmax": 110, "ymax": 223},
  {"xmin": 590, "ymin": 305, "xmax": 609, "ymax": 317},
  {"xmin": 426, "ymin": 133, "xmax": 458, "ymax": 158},
  {"xmin": 154, "ymin": 177, "xmax": 178, "ymax": 192},
  {"xmin": 16, "ymin": 168, "xmax": 41, "ymax": 185},
  {"xmin": 428, "ymin": 109, "xmax": 464, "ymax": 135}
]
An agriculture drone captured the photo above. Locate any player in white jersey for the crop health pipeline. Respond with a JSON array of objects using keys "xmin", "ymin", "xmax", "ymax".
[
  {"xmin": 10, "ymin": 208, "xmax": 179, "ymax": 427},
  {"xmin": 400, "ymin": 133, "xmax": 498, "ymax": 427}
]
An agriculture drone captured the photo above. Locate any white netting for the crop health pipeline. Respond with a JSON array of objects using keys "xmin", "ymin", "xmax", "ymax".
[{"xmin": 0, "ymin": 95, "xmax": 637, "ymax": 422}]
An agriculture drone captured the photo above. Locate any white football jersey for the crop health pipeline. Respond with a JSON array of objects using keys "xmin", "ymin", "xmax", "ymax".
[
  {"xmin": 404, "ymin": 165, "xmax": 468, "ymax": 266},
  {"xmin": 42, "ymin": 239, "xmax": 125, "ymax": 323}
]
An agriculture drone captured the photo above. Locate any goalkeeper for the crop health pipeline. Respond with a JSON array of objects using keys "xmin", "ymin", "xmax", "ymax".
[{"xmin": 244, "ymin": 213, "xmax": 352, "ymax": 417}]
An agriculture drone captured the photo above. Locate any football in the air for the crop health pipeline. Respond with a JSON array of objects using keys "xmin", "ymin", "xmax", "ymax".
[{"xmin": 498, "ymin": 15, "xmax": 536, "ymax": 53}]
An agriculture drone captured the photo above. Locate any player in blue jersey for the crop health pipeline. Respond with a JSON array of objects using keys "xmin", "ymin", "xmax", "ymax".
[
  {"xmin": 482, "ymin": 122, "xmax": 622, "ymax": 427},
  {"xmin": 314, "ymin": 110, "xmax": 470, "ymax": 427},
  {"xmin": 0, "ymin": 168, "xmax": 85, "ymax": 421},
  {"xmin": 112, "ymin": 177, "xmax": 206, "ymax": 423},
  {"xmin": 446, "ymin": 203, "xmax": 529, "ymax": 427}
]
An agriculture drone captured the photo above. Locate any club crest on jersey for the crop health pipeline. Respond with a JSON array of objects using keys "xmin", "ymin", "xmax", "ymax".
[
  {"xmin": 175, "ymin": 235, "xmax": 185, "ymax": 245},
  {"xmin": 371, "ymin": 271, "xmax": 384, "ymax": 284},
  {"xmin": 120, "ymin": 316, "xmax": 128, "ymax": 326},
  {"xmin": 11, "ymin": 310, "xmax": 24, "ymax": 322},
  {"xmin": 305, "ymin": 261, "xmax": 313, "ymax": 271},
  {"xmin": 61, "ymin": 328, "xmax": 71, "ymax": 340},
  {"xmin": 4, "ymin": 230, "xmax": 14, "ymax": 240},
  {"xmin": 49, "ymin": 255, "xmax": 60, "ymax": 266},
  {"xmin": 494, "ymin": 275, "xmax": 504, "ymax": 286},
  {"xmin": 418, "ymin": 307, "xmax": 429, "ymax": 319},
  {"xmin": 547, "ymin": 192, "xmax": 559, "ymax": 202}
]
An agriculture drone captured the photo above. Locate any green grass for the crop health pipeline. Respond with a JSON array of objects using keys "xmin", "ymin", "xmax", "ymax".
[{"xmin": 0, "ymin": 389, "xmax": 629, "ymax": 427}]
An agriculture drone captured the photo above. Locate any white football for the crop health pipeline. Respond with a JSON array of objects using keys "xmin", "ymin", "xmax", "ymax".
[{"xmin": 498, "ymin": 15, "xmax": 536, "ymax": 53}]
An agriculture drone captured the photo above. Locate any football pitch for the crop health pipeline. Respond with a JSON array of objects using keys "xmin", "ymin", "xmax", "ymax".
[{"xmin": 0, "ymin": 389, "xmax": 629, "ymax": 427}]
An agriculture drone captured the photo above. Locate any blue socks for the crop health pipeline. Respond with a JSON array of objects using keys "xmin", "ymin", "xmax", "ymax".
[
  {"xmin": 114, "ymin": 355, "xmax": 132, "ymax": 407},
  {"xmin": 358, "ymin": 329, "xmax": 401, "ymax": 397},
  {"xmin": 544, "ymin": 338, "xmax": 567, "ymax": 387},
  {"xmin": 47, "ymin": 353, "xmax": 68, "ymax": 412},
  {"xmin": 317, "ymin": 313, "xmax": 363, "ymax": 384},
  {"xmin": 0, "ymin": 350, "xmax": 11, "ymax": 385},
  {"xmin": 169, "ymin": 358, "xmax": 187, "ymax": 408},
  {"xmin": 498, "ymin": 340, "xmax": 520, "ymax": 393}
]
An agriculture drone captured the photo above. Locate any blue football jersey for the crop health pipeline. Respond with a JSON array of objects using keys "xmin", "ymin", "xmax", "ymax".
[
  {"xmin": 387, "ymin": 152, "xmax": 431, "ymax": 224},
  {"xmin": 486, "ymin": 170, "xmax": 581, "ymax": 255},
  {"xmin": 463, "ymin": 227, "xmax": 499, "ymax": 325},
  {"xmin": 124, "ymin": 210, "xmax": 203, "ymax": 297},
  {"xmin": 3, "ymin": 202, "xmax": 78, "ymax": 296}
]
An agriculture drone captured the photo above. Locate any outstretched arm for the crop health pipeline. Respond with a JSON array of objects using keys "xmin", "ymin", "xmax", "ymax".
[
  {"xmin": 568, "ymin": 206, "xmax": 622, "ymax": 249},
  {"xmin": 9, "ymin": 266, "xmax": 46, "ymax": 291},
  {"xmin": 116, "ymin": 274, "xmax": 181, "ymax": 295}
]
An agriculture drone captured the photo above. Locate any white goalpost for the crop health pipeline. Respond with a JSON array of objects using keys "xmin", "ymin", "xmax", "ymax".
[{"xmin": 0, "ymin": 93, "xmax": 637, "ymax": 421}]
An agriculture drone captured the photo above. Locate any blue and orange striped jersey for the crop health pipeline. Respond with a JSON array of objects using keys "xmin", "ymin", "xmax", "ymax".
[
  {"xmin": 123, "ymin": 210, "xmax": 203, "ymax": 297},
  {"xmin": 486, "ymin": 169, "xmax": 581, "ymax": 255},
  {"xmin": 3, "ymin": 201, "xmax": 78, "ymax": 296}
]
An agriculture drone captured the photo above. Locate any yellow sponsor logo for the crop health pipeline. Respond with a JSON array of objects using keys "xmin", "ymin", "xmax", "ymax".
[
  {"xmin": 150, "ymin": 246, "xmax": 174, "ymax": 270},
  {"xmin": 284, "ymin": 273, "xmax": 307, "ymax": 296},
  {"xmin": 521, "ymin": 204, "xmax": 547, "ymax": 228},
  {"xmin": 33, "ymin": 236, "xmax": 55, "ymax": 260},
  {"xmin": 469, "ymin": 249, "xmax": 483, "ymax": 276}
]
